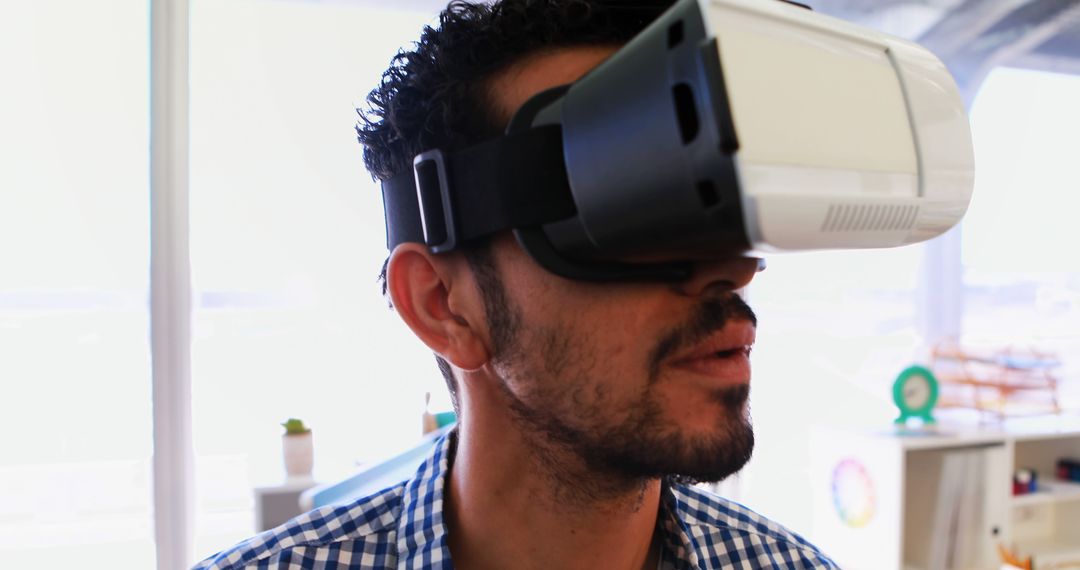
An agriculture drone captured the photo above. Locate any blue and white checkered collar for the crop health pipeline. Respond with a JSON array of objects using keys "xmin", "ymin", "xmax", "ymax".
[
  {"xmin": 396, "ymin": 430, "xmax": 707, "ymax": 570},
  {"xmin": 658, "ymin": 484, "xmax": 702, "ymax": 570},
  {"xmin": 395, "ymin": 430, "xmax": 455, "ymax": 569}
]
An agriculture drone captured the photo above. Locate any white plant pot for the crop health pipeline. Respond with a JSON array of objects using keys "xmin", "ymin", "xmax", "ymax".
[{"xmin": 282, "ymin": 432, "xmax": 314, "ymax": 479}]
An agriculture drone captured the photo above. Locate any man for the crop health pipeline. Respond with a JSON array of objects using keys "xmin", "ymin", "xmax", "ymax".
[{"xmin": 195, "ymin": 1, "xmax": 837, "ymax": 568}]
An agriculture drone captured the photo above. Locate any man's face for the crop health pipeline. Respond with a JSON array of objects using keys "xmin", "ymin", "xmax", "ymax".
[{"xmin": 476, "ymin": 47, "xmax": 760, "ymax": 483}]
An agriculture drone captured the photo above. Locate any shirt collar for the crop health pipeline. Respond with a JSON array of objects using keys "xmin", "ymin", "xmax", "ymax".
[
  {"xmin": 657, "ymin": 481, "xmax": 703, "ymax": 570},
  {"xmin": 396, "ymin": 430, "xmax": 456, "ymax": 570}
]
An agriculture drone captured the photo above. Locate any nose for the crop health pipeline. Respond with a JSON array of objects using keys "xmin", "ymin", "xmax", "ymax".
[{"xmin": 673, "ymin": 256, "xmax": 763, "ymax": 297}]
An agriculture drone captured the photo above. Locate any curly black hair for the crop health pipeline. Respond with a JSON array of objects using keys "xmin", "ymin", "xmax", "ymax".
[
  {"xmin": 357, "ymin": 0, "xmax": 673, "ymax": 181},
  {"xmin": 356, "ymin": 0, "xmax": 673, "ymax": 412}
]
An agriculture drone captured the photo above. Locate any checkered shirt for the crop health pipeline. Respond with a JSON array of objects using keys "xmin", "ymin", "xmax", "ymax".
[{"xmin": 193, "ymin": 433, "xmax": 838, "ymax": 569}]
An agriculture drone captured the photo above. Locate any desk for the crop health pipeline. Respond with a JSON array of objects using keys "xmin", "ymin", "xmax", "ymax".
[{"xmin": 253, "ymin": 477, "xmax": 319, "ymax": 531}]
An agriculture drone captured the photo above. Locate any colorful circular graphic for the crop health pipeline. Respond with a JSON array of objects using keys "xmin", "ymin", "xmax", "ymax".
[{"xmin": 831, "ymin": 458, "xmax": 876, "ymax": 528}]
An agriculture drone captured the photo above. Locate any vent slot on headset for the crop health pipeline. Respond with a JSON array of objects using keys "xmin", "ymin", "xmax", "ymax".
[
  {"xmin": 821, "ymin": 204, "xmax": 920, "ymax": 232},
  {"xmin": 672, "ymin": 83, "xmax": 699, "ymax": 145},
  {"xmin": 697, "ymin": 180, "xmax": 720, "ymax": 208},
  {"xmin": 668, "ymin": 20, "xmax": 684, "ymax": 49}
]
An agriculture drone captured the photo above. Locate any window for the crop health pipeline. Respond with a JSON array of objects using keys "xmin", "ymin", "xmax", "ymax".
[
  {"xmin": 740, "ymin": 246, "xmax": 925, "ymax": 533},
  {"xmin": 964, "ymin": 67, "xmax": 1080, "ymax": 409},
  {"xmin": 0, "ymin": 1, "xmax": 153, "ymax": 567},
  {"xmin": 188, "ymin": 1, "xmax": 439, "ymax": 555}
]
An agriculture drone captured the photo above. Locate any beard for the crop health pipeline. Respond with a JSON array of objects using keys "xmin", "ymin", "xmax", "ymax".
[
  {"xmin": 505, "ymin": 380, "xmax": 754, "ymax": 485},
  {"xmin": 470, "ymin": 254, "xmax": 756, "ymax": 485}
]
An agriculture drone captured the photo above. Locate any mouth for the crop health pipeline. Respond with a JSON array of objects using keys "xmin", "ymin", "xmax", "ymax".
[
  {"xmin": 667, "ymin": 322, "xmax": 755, "ymax": 384},
  {"xmin": 713, "ymin": 346, "xmax": 752, "ymax": 359}
]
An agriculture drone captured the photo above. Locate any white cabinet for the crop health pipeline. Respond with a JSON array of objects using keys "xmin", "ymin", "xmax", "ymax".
[
  {"xmin": 1010, "ymin": 433, "xmax": 1080, "ymax": 567},
  {"xmin": 809, "ymin": 418, "xmax": 1080, "ymax": 569}
]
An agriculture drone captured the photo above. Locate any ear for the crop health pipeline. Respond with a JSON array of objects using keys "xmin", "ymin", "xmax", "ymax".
[{"xmin": 386, "ymin": 243, "xmax": 490, "ymax": 371}]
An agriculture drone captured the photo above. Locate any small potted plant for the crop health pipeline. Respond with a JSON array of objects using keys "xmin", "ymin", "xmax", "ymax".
[{"xmin": 281, "ymin": 418, "xmax": 314, "ymax": 479}]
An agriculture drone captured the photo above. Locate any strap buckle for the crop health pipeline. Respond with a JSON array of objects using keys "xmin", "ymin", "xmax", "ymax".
[{"xmin": 413, "ymin": 149, "xmax": 457, "ymax": 253}]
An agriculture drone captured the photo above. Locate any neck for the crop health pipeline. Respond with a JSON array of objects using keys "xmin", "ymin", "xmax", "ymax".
[{"xmin": 445, "ymin": 390, "xmax": 663, "ymax": 570}]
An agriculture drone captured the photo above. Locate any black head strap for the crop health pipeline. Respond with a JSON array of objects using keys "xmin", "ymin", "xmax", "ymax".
[{"xmin": 381, "ymin": 124, "xmax": 576, "ymax": 253}]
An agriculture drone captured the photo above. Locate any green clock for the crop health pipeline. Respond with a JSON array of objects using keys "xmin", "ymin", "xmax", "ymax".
[{"xmin": 893, "ymin": 365, "xmax": 939, "ymax": 425}]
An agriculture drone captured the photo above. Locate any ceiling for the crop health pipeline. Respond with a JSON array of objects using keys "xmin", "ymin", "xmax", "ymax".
[{"xmin": 807, "ymin": 0, "xmax": 1080, "ymax": 101}]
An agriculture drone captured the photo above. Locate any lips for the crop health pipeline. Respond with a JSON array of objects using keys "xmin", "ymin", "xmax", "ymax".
[{"xmin": 668, "ymin": 321, "xmax": 756, "ymax": 383}]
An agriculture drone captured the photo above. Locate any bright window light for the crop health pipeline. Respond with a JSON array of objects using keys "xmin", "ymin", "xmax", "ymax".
[
  {"xmin": 964, "ymin": 66, "xmax": 1080, "ymax": 408},
  {"xmin": 0, "ymin": 1, "xmax": 153, "ymax": 568},
  {"xmin": 188, "ymin": 0, "xmax": 440, "ymax": 556},
  {"xmin": 740, "ymin": 242, "xmax": 924, "ymax": 534}
]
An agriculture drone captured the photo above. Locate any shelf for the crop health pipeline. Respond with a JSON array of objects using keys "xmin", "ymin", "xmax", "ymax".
[
  {"xmin": 811, "ymin": 422, "xmax": 1080, "ymax": 570},
  {"xmin": 1012, "ymin": 480, "xmax": 1080, "ymax": 507},
  {"xmin": 936, "ymin": 374, "xmax": 1056, "ymax": 392},
  {"xmin": 1014, "ymin": 538, "xmax": 1080, "ymax": 565}
]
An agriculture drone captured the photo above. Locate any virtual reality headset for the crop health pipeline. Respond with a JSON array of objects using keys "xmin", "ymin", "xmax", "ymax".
[{"xmin": 381, "ymin": 0, "xmax": 975, "ymax": 281}]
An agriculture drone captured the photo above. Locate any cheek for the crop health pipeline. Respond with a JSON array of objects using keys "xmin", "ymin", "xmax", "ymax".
[
  {"xmin": 495, "ymin": 241, "xmax": 676, "ymax": 388},
  {"xmin": 505, "ymin": 309, "xmax": 648, "ymax": 414},
  {"xmin": 516, "ymin": 284, "xmax": 660, "ymax": 356},
  {"xmin": 519, "ymin": 296, "xmax": 651, "ymax": 381}
]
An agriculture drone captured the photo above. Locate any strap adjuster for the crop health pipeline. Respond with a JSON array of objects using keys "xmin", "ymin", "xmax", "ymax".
[{"xmin": 413, "ymin": 149, "xmax": 457, "ymax": 253}]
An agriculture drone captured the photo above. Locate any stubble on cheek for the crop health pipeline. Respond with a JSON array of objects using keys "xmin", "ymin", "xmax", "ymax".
[
  {"xmin": 505, "ymin": 319, "xmax": 600, "ymax": 412},
  {"xmin": 537, "ymin": 322, "xmax": 577, "ymax": 380},
  {"xmin": 494, "ymin": 309, "xmax": 655, "ymax": 448}
]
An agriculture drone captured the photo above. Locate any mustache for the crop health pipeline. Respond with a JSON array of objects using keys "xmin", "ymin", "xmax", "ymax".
[
  {"xmin": 647, "ymin": 294, "xmax": 757, "ymax": 383},
  {"xmin": 713, "ymin": 383, "xmax": 751, "ymax": 408}
]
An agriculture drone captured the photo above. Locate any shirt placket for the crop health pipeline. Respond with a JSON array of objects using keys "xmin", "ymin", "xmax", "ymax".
[{"xmin": 658, "ymin": 485, "xmax": 703, "ymax": 570}]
